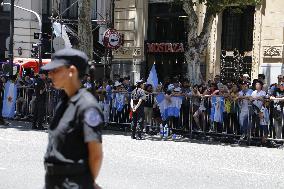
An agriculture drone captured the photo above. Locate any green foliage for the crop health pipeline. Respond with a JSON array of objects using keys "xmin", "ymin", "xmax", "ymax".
[{"xmin": 176, "ymin": 0, "xmax": 262, "ymax": 14}]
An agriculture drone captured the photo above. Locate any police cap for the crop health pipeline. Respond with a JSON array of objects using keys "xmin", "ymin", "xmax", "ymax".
[{"xmin": 41, "ymin": 48, "xmax": 88, "ymax": 75}]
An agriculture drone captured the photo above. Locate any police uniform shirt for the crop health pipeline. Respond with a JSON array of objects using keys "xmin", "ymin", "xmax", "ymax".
[
  {"xmin": 44, "ymin": 89, "xmax": 103, "ymax": 164},
  {"xmin": 131, "ymin": 88, "xmax": 146, "ymax": 102},
  {"xmin": 131, "ymin": 88, "xmax": 146, "ymax": 114}
]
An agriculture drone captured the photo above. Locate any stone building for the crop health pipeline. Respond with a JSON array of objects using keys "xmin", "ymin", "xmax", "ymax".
[
  {"xmin": 1, "ymin": 0, "xmax": 283, "ymax": 84},
  {"xmin": 207, "ymin": 0, "xmax": 284, "ymax": 85},
  {"xmin": 113, "ymin": 0, "xmax": 284, "ymax": 84},
  {"xmin": 0, "ymin": 0, "xmax": 108, "ymax": 64}
]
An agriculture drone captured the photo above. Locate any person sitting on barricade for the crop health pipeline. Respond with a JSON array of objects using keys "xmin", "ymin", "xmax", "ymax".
[
  {"xmin": 191, "ymin": 84, "xmax": 203, "ymax": 131},
  {"xmin": 238, "ymin": 81, "xmax": 253, "ymax": 140},
  {"xmin": 270, "ymin": 80, "xmax": 284, "ymax": 139}
]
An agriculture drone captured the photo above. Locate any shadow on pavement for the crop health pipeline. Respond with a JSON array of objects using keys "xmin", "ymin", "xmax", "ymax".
[{"xmin": 0, "ymin": 120, "xmax": 48, "ymax": 133}]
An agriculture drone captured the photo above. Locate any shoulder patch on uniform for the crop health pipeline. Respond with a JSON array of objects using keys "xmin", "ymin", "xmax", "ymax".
[{"xmin": 84, "ymin": 108, "xmax": 102, "ymax": 127}]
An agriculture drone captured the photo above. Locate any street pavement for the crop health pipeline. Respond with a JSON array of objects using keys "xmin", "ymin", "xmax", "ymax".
[{"xmin": 1, "ymin": 121, "xmax": 284, "ymax": 189}]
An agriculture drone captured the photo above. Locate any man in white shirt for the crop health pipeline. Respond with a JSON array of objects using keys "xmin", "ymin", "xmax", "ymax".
[
  {"xmin": 251, "ymin": 80, "xmax": 266, "ymax": 138},
  {"xmin": 238, "ymin": 81, "xmax": 253, "ymax": 140}
]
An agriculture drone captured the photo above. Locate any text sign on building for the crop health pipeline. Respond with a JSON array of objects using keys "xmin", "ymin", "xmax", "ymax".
[{"xmin": 146, "ymin": 43, "xmax": 184, "ymax": 53}]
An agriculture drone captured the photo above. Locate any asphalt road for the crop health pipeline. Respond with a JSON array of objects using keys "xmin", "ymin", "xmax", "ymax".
[{"xmin": 1, "ymin": 121, "xmax": 284, "ymax": 189}]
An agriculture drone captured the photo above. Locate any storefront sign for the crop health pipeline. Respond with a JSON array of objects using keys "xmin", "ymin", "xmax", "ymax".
[
  {"xmin": 146, "ymin": 43, "xmax": 184, "ymax": 53},
  {"xmin": 113, "ymin": 47, "xmax": 142, "ymax": 59}
]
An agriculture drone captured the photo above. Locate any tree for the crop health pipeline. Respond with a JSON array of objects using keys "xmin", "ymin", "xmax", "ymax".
[
  {"xmin": 78, "ymin": 0, "xmax": 93, "ymax": 60},
  {"xmin": 175, "ymin": 0, "xmax": 261, "ymax": 84}
]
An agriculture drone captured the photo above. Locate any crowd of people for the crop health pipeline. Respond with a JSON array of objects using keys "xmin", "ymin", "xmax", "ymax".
[
  {"xmin": 1, "ymin": 71, "xmax": 284, "ymax": 146},
  {"xmin": 92, "ymin": 73, "xmax": 284, "ymax": 145}
]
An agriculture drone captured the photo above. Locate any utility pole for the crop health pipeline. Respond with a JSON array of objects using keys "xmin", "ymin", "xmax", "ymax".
[{"xmin": 8, "ymin": 0, "xmax": 14, "ymax": 77}]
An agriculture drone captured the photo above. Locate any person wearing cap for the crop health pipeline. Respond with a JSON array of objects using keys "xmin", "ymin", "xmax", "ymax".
[
  {"xmin": 238, "ymin": 81, "xmax": 253, "ymax": 140},
  {"xmin": 130, "ymin": 79, "xmax": 146, "ymax": 139},
  {"xmin": 42, "ymin": 48, "xmax": 103, "ymax": 189},
  {"xmin": 242, "ymin": 74, "xmax": 250, "ymax": 83}
]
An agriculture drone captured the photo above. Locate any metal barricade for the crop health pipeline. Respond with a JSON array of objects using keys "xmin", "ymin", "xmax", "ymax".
[
  {"xmin": 105, "ymin": 92, "xmax": 284, "ymax": 144},
  {"xmin": 12, "ymin": 88, "xmax": 284, "ymax": 144}
]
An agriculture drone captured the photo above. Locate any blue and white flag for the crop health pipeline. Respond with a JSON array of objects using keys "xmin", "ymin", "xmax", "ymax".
[
  {"xmin": 210, "ymin": 96, "xmax": 225, "ymax": 123},
  {"xmin": 156, "ymin": 93, "xmax": 183, "ymax": 121},
  {"xmin": 53, "ymin": 22, "xmax": 72, "ymax": 49},
  {"xmin": 2, "ymin": 81, "xmax": 17, "ymax": 118},
  {"xmin": 112, "ymin": 93, "xmax": 125, "ymax": 112},
  {"xmin": 146, "ymin": 64, "xmax": 159, "ymax": 89}
]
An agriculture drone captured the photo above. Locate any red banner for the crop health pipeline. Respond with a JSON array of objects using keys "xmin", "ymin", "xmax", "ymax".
[{"xmin": 147, "ymin": 43, "xmax": 184, "ymax": 53}]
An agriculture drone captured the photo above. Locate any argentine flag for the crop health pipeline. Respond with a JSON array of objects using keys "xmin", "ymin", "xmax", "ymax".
[
  {"xmin": 112, "ymin": 93, "xmax": 125, "ymax": 112},
  {"xmin": 156, "ymin": 93, "xmax": 183, "ymax": 121},
  {"xmin": 146, "ymin": 64, "xmax": 159, "ymax": 89},
  {"xmin": 210, "ymin": 96, "xmax": 225, "ymax": 123},
  {"xmin": 2, "ymin": 81, "xmax": 17, "ymax": 118}
]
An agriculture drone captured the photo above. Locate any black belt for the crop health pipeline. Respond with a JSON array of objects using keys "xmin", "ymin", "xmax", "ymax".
[{"xmin": 44, "ymin": 162, "xmax": 89, "ymax": 175}]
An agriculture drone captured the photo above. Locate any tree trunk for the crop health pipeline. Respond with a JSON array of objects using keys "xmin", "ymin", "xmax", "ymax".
[
  {"xmin": 183, "ymin": 2, "xmax": 214, "ymax": 84},
  {"xmin": 185, "ymin": 48, "xmax": 202, "ymax": 84},
  {"xmin": 78, "ymin": 0, "xmax": 93, "ymax": 60}
]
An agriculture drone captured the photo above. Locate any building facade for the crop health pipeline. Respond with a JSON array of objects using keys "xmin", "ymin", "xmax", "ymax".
[
  {"xmin": 208, "ymin": 0, "xmax": 284, "ymax": 85},
  {"xmin": 1, "ymin": 0, "xmax": 283, "ymax": 84},
  {"xmin": 0, "ymin": 0, "xmax": 105, "ymax": 60},
  {"xmin": 112, "ymin": 0, "xmax": 148, "ymax": 81},
  {"xmin": 113, "ymin": 0, "xmax": 284, "ymax": 85}
]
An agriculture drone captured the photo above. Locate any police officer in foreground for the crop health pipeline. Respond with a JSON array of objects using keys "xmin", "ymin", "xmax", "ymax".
[{"xmin": 41, "ymin": 48, "xmax": 103, "ymax": 189}]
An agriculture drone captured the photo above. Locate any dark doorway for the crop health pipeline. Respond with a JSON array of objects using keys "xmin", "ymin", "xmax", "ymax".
[
  {"xmin": 220, "ymin": 6, "xmax": 255, "ymax": 82},
  {"xmin": 146, "ymin": 3, "xmax": 188, "ymax": 82}
]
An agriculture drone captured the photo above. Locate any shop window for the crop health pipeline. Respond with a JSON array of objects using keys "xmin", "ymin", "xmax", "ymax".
[{"xmin": 221, "ymin": 6, "xmax": 255, "ymax": 82}]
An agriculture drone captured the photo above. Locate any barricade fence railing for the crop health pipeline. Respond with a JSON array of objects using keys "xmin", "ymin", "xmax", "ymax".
[{"xmin": 12, "ymin": 88, "xmax": 284, "ymax": 141}]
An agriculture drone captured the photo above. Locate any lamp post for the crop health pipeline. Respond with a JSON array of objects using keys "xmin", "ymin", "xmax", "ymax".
[
  {"xmin": 8, "ymin": 0, "xmax": 14, "ymax": 77},
  {"xmin": 2, "ymin": 2, "xmax": 42, "ymax": 67}
]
